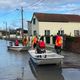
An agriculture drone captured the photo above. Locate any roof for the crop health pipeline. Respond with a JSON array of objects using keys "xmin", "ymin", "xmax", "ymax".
[{"xmin": 33, "ymin": 13, "xmax": 80, "ymax": 22}]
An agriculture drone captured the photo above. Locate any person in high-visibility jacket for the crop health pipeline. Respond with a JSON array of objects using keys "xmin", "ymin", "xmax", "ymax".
[
  {"xmin": 55, "ymin": 33, "xmax": 63, "ymax": 54},
  {"xmin": 22, "ymin": 37, "xmax": 28, "ymax": 46},
  {"xmin": 32, "ymin": 36, "xmax": 38, "ymax": 49}
]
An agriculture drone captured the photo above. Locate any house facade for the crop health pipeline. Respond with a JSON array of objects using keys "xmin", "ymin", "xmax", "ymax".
[{"xmin": 28, "ymin": 13, "xmax": 80, "ymax": 37}]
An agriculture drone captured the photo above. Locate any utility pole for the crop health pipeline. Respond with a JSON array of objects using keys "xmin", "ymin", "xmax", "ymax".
[
  {"xmin": 3, "ymin": 21, "xmax": 7, "ymax": 39},
  {"xmin": 16, "ymin": 7, "xmax": 24, "ymax": 39},
  {"xmin": 21, "ymin": 6, "xmax": 24, "ymax": 39},
  {"xmin": 6, "ymin": 22, "xmax": 7, "ymax": 39}
]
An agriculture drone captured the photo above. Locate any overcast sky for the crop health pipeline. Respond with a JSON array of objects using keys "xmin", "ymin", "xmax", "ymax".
[{"xmin": 0, "ymin": 0, "xmax": 80, "ymax": 30}]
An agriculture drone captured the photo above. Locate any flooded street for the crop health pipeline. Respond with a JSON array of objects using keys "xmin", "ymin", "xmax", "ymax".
[{"xmin": 0, "ymin": 40, "xmax": 80, "ymax": 80}]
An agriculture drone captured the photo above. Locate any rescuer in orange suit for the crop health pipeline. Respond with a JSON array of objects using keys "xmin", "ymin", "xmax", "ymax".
[
  {"xmin": 22, "ymin": 37, "xmax": 28, "ymax": 46},
  {"xmin": 55, "ymin": 33, "xmax": 63, "ymax": 54},
  {"xmin": 32, "ymin": 36, "xmax": 38, "ymax": 49}
]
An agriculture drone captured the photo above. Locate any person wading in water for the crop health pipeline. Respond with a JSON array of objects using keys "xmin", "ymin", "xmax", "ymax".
[{"xmin": 55, "ymin": 33, "xmax": 63, "ymax": 54}]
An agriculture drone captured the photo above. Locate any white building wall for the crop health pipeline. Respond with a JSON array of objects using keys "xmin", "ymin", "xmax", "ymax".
[
  {"xmin": 0, "ymin": 32, "xmax": 2, "ymax": 37},
  {"xmin": 39, "ymin": 22, "xmax": 80, "ymax": 36},
  {"xmin": 28, "ymin": 21, "xmax": 32, "ymax": 36},
  {"xmin": 31, "ymin": 15, "xmax": 39, "ymax": 35}
]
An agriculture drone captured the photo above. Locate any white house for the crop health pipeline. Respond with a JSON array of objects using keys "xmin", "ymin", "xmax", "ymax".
[{"xmin": 28, "ymin": 12, "xmax": 80, "ymax": 37}]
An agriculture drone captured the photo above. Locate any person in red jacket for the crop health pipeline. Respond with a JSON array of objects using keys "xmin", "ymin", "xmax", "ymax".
[
  {"xmin": 36, "ymin": 38, "xmax": 46, "ymax": 53},
  {"xmin": 55, "ymin": 33, "xmax": 63, "ymax": 54},
  {"xmin": 15, "ymin": 39, "xmax": 19, "ymax": 46}
]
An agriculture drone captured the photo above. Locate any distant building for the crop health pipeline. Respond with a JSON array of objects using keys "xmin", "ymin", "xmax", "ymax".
[
  {"xmin": 16, "ymin": 28, "xmax": 28, "ymax": 35},
  {"xmin": 0, "ymin": 30, "xmax": 2, "ymax": 37},
  {"xmin": 28, "ymin": 12, "xmax": 80, "ymax": 37},
  {"xmin": 9, "ymin": 28, "xmax": 28, "ymax": 39},
  {"xmin": 0, "ymin": 30, "xmax": 9, "ymax": 38}
]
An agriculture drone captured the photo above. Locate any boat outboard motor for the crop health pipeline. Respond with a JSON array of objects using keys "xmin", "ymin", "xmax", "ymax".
[
  {"xmin": 9, "ymin": 41, "xmax": 13, "ymax": 46},
  {"xmin": 40, "ymin": 48, "xmax": 46, "ymax": 53}
]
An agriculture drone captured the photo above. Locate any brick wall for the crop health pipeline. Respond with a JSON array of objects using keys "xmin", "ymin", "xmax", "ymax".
[{"xmin": 63, "ymin": 36, "xmax": 80, "ymax": 53}]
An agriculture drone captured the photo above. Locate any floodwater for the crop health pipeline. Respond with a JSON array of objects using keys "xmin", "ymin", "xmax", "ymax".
[{"xmin": 0, "ymin": 39, "xmax": 80, "ymax": 80}]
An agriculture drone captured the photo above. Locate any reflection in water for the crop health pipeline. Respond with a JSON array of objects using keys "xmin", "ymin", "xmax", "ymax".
[
  {"xmin": 1, "ymin": 40, "xmax": 80, "ymax": 80},
  {"xmin": 0, "ymin": 40, "xmax": 36, "ymax": 80},
  {"xmin": 29, "ymin": 59, "xmax": 64, "ymax": 80}
]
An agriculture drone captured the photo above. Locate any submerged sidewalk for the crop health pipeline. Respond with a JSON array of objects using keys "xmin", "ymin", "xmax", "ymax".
[
  {"xmin": 46, "ymin": 44, "xmax": 80, "ymax": 68},
  {"xmin": 46, "ymin": 44, "xmax": 54, "ymax": 48}
]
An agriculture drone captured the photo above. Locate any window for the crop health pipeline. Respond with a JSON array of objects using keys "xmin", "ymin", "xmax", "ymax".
[
  {"xmin": 33, "ymin": 18, "xmax": 36, "ymax": 24},
  {"xmin": 45, "ymin": 30, "xmax": 50, "ymax": 36},
  {"xmin": 34, "ymin": 30, "xmax": 37, "ymax": 35},
  {"xmin": 58, "ymin": 30, "xmax": 64, "ymax": 35},
  {"xmin": 74, "ymin": 30, "xmax": 80, "ymax": 37},
  {"xmin": 58, "ymin": 30, "xmax": 60, "ymax": 35},
  {"xmin": 61, "ymin": 30, "xmax": 64, "ymax": 35}
]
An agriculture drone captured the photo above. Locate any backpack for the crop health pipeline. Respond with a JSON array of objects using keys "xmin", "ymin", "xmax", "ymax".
[{"xmin": 39, "ymin": 41, "xmax": 45, "ymax": 48}]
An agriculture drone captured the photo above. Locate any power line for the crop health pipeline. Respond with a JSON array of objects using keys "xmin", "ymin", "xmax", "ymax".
[
  {"xmin": 0, "ymin": 9, "xmax": 17, "ymax": 18},
  {"xmin": 25, "ymin": 0, "xmax": 46, "ymax": 9}
]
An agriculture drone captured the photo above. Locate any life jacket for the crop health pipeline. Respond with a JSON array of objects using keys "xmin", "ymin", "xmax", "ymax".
[
  {"xmin": 39, "ymin": 41, "xmax": 45, "ymax": 48},
  {"xmin": 33, "ymin": 36, "xmax": 37, "ymax": 44},
  {"xmin": 23, "ymin": 38, "xmax": 27, "ymax": 46},
  {"xmin": 15, "ymin": 39, "xmax": 19, "ymax": 46},
  {"xmin": 55, "ymin": 35, "xmax": 62, "ymax": 47}
]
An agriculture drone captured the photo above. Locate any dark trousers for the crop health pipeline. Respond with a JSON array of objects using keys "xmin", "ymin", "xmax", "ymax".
[
  {"xmin": 33, "ymin": 43, "xmax": 37, "ymax": 48},
  {"xmin": 55, "ymin": 45, "xmax": 61, "ymax": 54}
]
